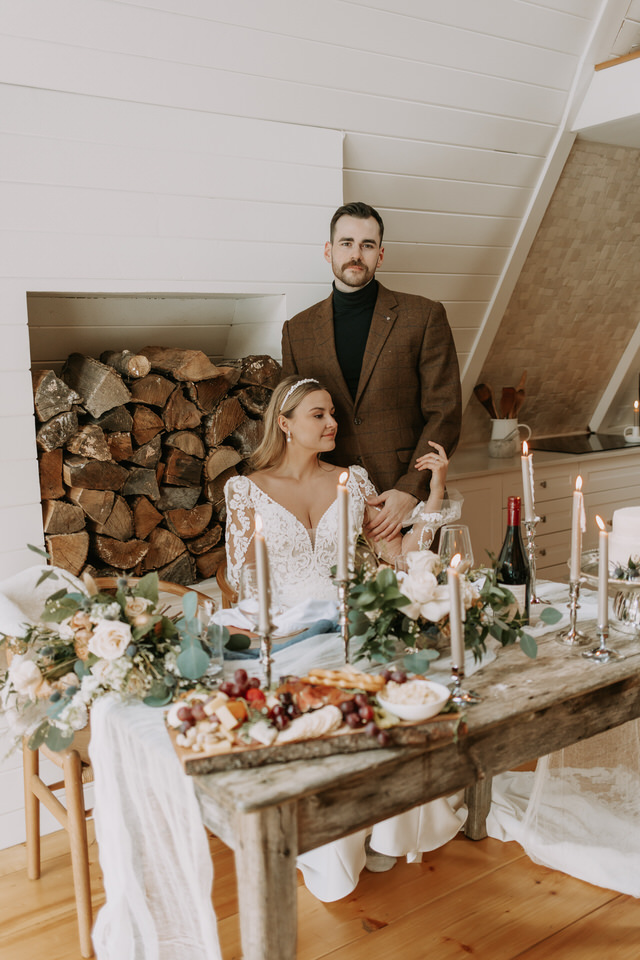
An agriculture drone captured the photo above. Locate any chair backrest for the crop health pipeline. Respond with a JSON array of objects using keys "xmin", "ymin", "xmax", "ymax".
[
  {"xmin": 93, "ymin": 577, "xmax": 214, "ymax": 617},
  {"xmin": 215, "ymin": 560, "xmax": 237, "ymax": 609}
]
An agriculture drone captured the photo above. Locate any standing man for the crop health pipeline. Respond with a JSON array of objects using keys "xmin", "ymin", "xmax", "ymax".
[{"xmin": 281, "ymin": 201, "xmax": 461, "ymax": 541}]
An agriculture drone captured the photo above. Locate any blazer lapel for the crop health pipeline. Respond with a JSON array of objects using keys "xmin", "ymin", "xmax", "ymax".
[
  {"xmin": 313, "ymin": 292, "xmax": 353, "ymax": 410},
  {"xmin": 354, "ymin": 283, "xmax": 398, "ymax": 408}
]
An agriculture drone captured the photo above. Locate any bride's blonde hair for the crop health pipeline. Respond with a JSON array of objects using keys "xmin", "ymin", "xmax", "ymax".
[{"xmin": 249, "ymin": 376, "xmax": 328, "ymax": 471}]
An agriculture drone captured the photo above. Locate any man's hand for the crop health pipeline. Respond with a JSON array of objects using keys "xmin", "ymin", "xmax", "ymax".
[{"xmin": 365, "ymin": 489, "xmax": 418, "ymax": 542}]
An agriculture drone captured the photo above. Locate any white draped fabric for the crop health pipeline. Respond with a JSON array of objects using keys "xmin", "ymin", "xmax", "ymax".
[{"xmin": 487, "ymin": 583, "xmax": 640, "ymax": 898}]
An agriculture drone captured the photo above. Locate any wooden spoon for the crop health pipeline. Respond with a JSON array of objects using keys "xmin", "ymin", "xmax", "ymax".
[
  {"xmin": 513, "ymin": 387, "xmax": 526, "ymax": 419},
  {"xmin": 501, "ymin": 386, "xmax": 516, "ymax": 419},
  {"xmin": 474, "ymin": 383, "xmax": 499, "ymax": 419}
]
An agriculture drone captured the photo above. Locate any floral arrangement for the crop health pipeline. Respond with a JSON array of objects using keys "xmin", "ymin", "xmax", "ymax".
[
  {"xmin": 347, "ymin": 550, "xmax": 559, "ymax": 669},
  {"xmin": 0, "ymin": 570, "xmax": 217, "ymax": 754},
  {"xmin": 612, "ymin": 556, "xmax": 640, "ymax": 581}
]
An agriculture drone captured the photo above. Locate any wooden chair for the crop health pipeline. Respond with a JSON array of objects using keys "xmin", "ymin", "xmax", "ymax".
[
  {"xmin": 215, "ymin": 558, "xmax": 237, "ymax": 608},
  {"xmin": 22, "ymin": 577, "xmax": 213, "ymax": 958}
]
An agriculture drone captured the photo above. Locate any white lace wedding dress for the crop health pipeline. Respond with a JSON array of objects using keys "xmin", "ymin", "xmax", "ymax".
[
  {"xmin": 220, "ymin": 464, "xmax": 467, "ymax": 902},
  {"xmin": 224, "ymin": 465, "xmax": 375, "ymax": 608}
]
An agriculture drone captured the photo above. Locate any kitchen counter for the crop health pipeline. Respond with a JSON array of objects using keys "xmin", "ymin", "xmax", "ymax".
[{"xmin": 449, "ymin": 438, "xmax": 640, "ymax": 482}]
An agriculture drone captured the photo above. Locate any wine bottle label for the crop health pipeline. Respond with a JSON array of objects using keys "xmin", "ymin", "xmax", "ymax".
[{"xmin": 504, "ymin": 583, "xmax": 527, "ymax": 620}]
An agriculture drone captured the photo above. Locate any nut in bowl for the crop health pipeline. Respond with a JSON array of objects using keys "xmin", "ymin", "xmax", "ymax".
[{"xmin": 377, "ymin": 678, "xmax": 451, "ymax": 722}]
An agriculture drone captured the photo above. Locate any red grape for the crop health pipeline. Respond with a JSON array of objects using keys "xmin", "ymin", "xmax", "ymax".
[
  {"xmin": 365, "ymin": 721, "xmax": 379, "ymax": 738},
  {"xmin": 234, "ymin": 668, "xmax": 248, "ymax": 687},
  {"xmin": 354, "ymin": 693, "xmax": 369, "ymax": 708},
  {"xmin": 340, "ymin": 699, "xmax": 356, "ymax": 715},
  {"xmin": 345, "ymin": 712, "xmax": 362, "ymax": 728},
  {"xmin": 358, "ymin": 704, "xmax": 375, "ymax": 722},
  {"xmin": 377, "ymin": 729, "xmax": 391, "ymax": 746},
  {"xmin": 177, "ymin": 705, "xmax": 192, "ymax": 722}
]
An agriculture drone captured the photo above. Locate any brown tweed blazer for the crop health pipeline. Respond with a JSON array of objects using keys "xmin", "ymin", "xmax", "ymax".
[{"xmin": 281, "ymin": 283, "xmax": 461, "ymax": 499}]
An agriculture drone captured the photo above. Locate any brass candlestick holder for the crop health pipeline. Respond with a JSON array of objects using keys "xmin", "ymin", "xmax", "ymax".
[
  {"xmin": 337, "ymin": 579, "xmax": 351, "ymax": 664},
  {"xmin": 556, "ymin": 577, "xmax": 590, "ymax": 646}
]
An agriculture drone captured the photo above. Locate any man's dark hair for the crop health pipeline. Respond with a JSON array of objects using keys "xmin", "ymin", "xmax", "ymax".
[{"xmin": 329, "ymin": 202, "xmax": 384, "ymax": 243}]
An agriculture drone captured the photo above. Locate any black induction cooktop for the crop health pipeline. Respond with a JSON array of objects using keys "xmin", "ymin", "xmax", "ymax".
[{"xmin": 529, "ymin": 433, "xmax": 634, "ymax": 455}]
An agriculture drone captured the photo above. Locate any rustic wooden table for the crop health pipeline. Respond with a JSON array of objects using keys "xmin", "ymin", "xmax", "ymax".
[{"xmin": 195, "ymin": 619, "xmax": 640, "ymax": 960}]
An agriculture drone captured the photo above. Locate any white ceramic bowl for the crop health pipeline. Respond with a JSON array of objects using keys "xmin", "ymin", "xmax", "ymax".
[{"xmin": 377, "ymin": 679, "xmax": 450, "ymax": 722}]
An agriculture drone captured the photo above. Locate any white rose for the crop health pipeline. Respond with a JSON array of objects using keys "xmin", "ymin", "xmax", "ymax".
[
  {"xmin": 407, "ymin": 550, "xmax": 442, "ymax": 578},
  {"xmin": 9, "ymin": 656, "xmax": 44, "ymax": 698},
  {"xmin": 88, "ymin": 620, "xmax": 132, "ymax": 660},
  {"xmin": 417, "ymin": 584, "xmax": 452, "ymax": 623},
  {"xmin": 125, "ymin": 596, "xmax": 153, "ymax": 619},
  {"xmin": 57, "ymin": 698, "xmax": 88, "ymax": 731},
  {"xmin": 403, "ymin": 569, "xmax": 439, "ymax": 605}
]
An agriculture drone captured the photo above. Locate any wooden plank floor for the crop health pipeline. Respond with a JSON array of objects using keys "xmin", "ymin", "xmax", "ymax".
[{"xmin": 1, "ymin": 821, "xmax": 638, "ymax": 959}]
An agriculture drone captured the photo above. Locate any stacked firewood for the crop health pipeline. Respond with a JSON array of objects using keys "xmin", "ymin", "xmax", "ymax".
[{"xmin": 33, "ymin": 347, "xmax": 280, "ymax": 583}]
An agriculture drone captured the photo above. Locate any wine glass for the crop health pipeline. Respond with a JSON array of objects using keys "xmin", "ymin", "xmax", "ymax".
[
  {"xmin": 438, "ymin": 524, "xmax": 474, "ymax": 573},
  {"xmin": 236, "ymin": 563, "xmax": 281, "ymax": 630}
]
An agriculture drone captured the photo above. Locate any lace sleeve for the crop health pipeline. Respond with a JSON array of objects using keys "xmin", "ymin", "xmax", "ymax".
[
  {"xmin": 223, "ymin": 475, "xmax": 255, "ymax": 590},
  {"xmin": 349, "ymin": 465, "xmax": 378, "ymax": 504}
]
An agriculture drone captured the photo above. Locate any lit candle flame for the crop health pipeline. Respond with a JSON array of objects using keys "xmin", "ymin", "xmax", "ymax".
[
  {"xmin": 522, "ymin": 440, "xmax": 528, "ymax": 456},
  {"xmin": 450, "ymin": 553, "xmax": 461, "ymax": 569},
  {"xmin": 596, "ymin": 515, "xmax": 605, "ymax": 532},
  {"xmin": 635, "ymin": 401, "xmax": 639, "ymax": 412},
  {"xmin": 338, "ymin": 471, "xmax": 348, "ymax": 486},
  {"xmin": 576, "ymin": 475, "xmax": 582, "ymax": 492},
  {"xmin": 255, "ymin": 514, "xmax": 263, "ymax": 535}
]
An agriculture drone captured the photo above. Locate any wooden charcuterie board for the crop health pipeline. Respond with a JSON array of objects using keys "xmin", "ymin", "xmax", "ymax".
[{"xmin": 168, "ymin": 711, "xmax": 463, "ymax": 775}]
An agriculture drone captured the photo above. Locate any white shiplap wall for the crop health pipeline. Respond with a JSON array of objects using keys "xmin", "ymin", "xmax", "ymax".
[{"xmin": 0, "ymin": 0, "xmax": 632, "ymax": 851}]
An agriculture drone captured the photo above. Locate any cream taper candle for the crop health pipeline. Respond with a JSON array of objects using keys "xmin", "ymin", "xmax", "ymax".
[
  {"xmin": 254, "ymin": 514, "xmax": 271, "ymax": 634},
  {"xmin": 336, "ymin": 471, "xmax": 349, "ymax": 581},
  {"xmin": 570, "ymin": 476, "xmax": 584, "ymax": 581},
  {"xmin": 595, "ymin": 515, "xmax": 609, "ymax": 630},
  {"xmin": 448, "ymin": 554, "xmax": 464, "ymax": 670},
  {"xmin": 521, "ymin": 440, "xmax": 535, "ymax": 522}
]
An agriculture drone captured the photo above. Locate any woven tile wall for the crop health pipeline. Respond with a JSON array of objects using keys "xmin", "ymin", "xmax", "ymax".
[{"xmin": 461, "ymin": 139, "xmax": 640, "ymax": 445}]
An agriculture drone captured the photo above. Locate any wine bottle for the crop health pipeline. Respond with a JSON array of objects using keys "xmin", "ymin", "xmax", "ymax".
[{"xmin": 496, "ymin": 495, "xmax": 530, "ymax": 626}]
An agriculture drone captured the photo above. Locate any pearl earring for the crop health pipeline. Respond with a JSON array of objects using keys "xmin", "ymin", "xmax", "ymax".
[{"xmin": 286, "ymin": 430, "xmax": 291, "ymax": 443}]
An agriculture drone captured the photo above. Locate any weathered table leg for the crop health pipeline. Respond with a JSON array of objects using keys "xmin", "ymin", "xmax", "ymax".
[
  {"xmin": 464, "ymin": 777, "xmax": 493, "ymax": 839},
  {"xmin": 234, "ymin": 802, "xmax": 298, "ymax": 960}
]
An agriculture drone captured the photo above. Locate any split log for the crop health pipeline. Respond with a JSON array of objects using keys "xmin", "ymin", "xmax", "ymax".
[
  {"xmin": 131, "ymin": 496, "xmax": 163, "ymax": 540},
  {"xmin": 39, "ymin": 448, "xmax": 65, "ymax": 499},
  {"xmin": 156, "ymin": 485, "xmax": 202, "ymax": 512},
  {"xmin": 157, "ymin": 552, "xmax": 196, "ymax": 587},
  {"xmin": 234, "ymin": 385, "xmax": 272, "ymax": 417},
  {"xmin": 165, "ymin": 503, "xmax": 212, "ymax": 540},
  {"xmin": 188, "ymin": 376, "xmax": 231, "ymax": 414},
  {"xmin": 63, "ymin": 455, "xmax": 128, "ymax": 491},
  {"xmin": 204, "ymin": 446, "xmax": 241, "ymax": 482},
  {"xmin": 203, "ymin": 397, "xmax": 247, "ymax": 447},
  {"xmin": 185, "ymin": 526, "xmax": 223, "ymax": 556},
  {"xmin": 128, "ymin": 434, "xmax": 162, "ymax": 469},
  {"xmin": 45, "ymin": 532, "xmax": 89, "ymax": 576},
  {"xmin": 100, "ymin": 350, "xmax": 151, "ymax": 379},
  {"xmin": 165, "ymin": 431, "xmax": 205, "ymax": 459},
  {"xmin": 93, "ymin": 535, "xmax": 149, "ymax": 570},
  {"xmin": 61, "ymin": 353, "xmax": 131, "ymax": 417},
  {"xmin": 162, "ymin": 387, "xmax": 202, "ymax": 431},
  {"xmin": 204, "ymin": 466, "xmax": 237, "ymax": 517},
  {"xmin": 195, "ymin": 546, "xmax": 226, "ymax": 580},
  {"xmin": 121, "ymin": 467, "xmax": 160, "ymax": 500},
  {"xmin": 107, "ymin": 432, "xmax": 134, "ymax": 462},
  {"xmin": 67, "ymin": 487, "xmax": 115, "ymax": 525},
  {"xmin": 36, "ymin": 410, "xmax": 79, "ymax": 452},
  {"xmin": 237, "ymin": 355, "xmax": 281, "ymax": 389},
  {"xmin": 229, "ymin": 417, "xmax": 264, "ymax": 460},
  {"xmin": 89, "ymin": 405, "xmax": 133, "ymax": 433},
  {"xmin": 163, "ymin": 448, "xmax": 202, "ymax": 487},
  {"xmin": 132, "ymin": 406, "xmax": 165, "ymax": 445},
  {"xmin": 66, "ymin": 424, "xmax": 111, "ymax": 461},
  {"xmin": 129, "ymin": 373, "xmax": 175, "ymax": 407},
  {"xmin": 32, "ymin": 370, "xmax": 80, "ymax": 422},
  {"xmin": 139, "ymin": 346, "xmax": 223, "ymax": 382},
  {"xmin": 42, "ymin": 500, "xmax": 86, "ymax": 535},
  {"xmin": 141, "ymin": 527, "xmax": 186, "ymax": 572},
  {"xmin": 90, "ymin": 495, "xmax": 134, "ymax": 541}
]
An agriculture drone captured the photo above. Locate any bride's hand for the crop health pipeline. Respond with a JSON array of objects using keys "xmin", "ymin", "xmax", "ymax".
[{"xmin": 415, "ymin": 441, "xmax": 448, "ymax": 480}]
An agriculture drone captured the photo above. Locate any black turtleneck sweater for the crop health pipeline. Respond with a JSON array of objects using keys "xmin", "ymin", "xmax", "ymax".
[{"xmin": 332, "ymin": 279, "xmax": 378, "ymax": 399}]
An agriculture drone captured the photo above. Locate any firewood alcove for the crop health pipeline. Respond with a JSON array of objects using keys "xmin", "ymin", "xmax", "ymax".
[{"xmin": 33, "ymin": 347, "xmax": 281, "ymax": 584}]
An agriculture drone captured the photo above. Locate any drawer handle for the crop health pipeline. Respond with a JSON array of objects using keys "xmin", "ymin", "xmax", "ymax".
[
  {"xmin": 539, "ymin": 480, "xmax": 547, "ymax": 488},
  {"xmin": 539, "ymin": 515, "xmax": 547, "ymax": 524},
  {"xmin": 539, "ymin": 548, "xmax": 547, "ymax": 557}
]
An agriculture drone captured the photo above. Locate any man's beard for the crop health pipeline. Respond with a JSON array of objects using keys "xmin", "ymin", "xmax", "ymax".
[{"xmin": 333, "ymin": 260, "xmax": 375, "ymax": 288}]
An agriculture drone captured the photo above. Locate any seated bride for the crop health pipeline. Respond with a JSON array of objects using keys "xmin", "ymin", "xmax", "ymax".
[
  {"xmin": 220, "ymin": 376, "xmax": 467, "ymax": 901},
  {"xmin": 224, "ymin": 375, "xmax": 449, "ymax": 614}
]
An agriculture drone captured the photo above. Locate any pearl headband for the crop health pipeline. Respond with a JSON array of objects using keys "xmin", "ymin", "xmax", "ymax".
[{"xmin": 279, "ymin": 378, "xmax": 320, "ymax": 411}]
